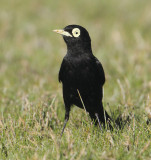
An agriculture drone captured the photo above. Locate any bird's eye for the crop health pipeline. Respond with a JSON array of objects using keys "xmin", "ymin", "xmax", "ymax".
[{"xmin": 72, "ymin": 28, "xmax": 80, "ymax": 37}]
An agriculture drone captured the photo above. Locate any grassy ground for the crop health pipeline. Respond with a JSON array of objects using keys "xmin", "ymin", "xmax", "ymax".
[{"xmin": 0, "ymin": 0, "xmax": 151, "ymax": 159}]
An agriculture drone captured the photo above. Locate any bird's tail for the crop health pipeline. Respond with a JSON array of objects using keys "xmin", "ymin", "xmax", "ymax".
[{"xmin": 89, "ymin": 109, "xmax": 113, "ymax": 130}]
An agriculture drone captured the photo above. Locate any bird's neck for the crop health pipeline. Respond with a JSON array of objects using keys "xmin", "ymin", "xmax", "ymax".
[{"xmin": 67, "ymin": 41, "xmax": 92, "ymax": 55}]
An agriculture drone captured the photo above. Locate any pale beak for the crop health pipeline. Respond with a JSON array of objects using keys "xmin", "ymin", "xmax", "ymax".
[{"xmin": 53, "ymin": 29, "xmax": 72, "ymax": 37}]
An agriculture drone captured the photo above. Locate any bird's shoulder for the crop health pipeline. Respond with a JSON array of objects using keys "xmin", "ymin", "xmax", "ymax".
[{"xmin": 93, "ymin": 56, "xmax": 105, "ymax": 85}]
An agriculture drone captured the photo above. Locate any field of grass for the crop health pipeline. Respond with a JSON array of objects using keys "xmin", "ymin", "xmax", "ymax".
[{"xmin": 0, "ymin": 0, "xmax": 151, "ymax": 159}]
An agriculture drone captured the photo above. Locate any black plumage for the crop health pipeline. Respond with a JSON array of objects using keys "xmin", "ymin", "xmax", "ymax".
[{"xmin": 53, "ymin": 25, "xmax": 112, "ymax": 136}]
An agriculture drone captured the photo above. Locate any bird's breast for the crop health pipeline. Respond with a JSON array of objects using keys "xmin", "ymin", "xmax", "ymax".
[{"xmin": 63, "ymin": 60, "xmax": 96, "ymax": 87}]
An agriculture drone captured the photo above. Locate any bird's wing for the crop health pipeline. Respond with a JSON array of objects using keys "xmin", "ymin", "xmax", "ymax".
[
  {"xmin": 58, "ymin": 59, "xmax": 66, "ymax": 82},
  {"xmin": 94, "ymin": 57, "xmax": 105, "ymax": 85}
]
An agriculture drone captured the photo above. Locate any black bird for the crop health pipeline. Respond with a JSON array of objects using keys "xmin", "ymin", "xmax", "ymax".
[{"xmin": 53, "ymin": 25, "xmax": 112, "ymax": 136}]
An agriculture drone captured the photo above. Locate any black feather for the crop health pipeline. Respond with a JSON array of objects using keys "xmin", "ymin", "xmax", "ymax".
[{"xmin": 56, "ymin": 25, "xmax": 112, "ymax": 136}]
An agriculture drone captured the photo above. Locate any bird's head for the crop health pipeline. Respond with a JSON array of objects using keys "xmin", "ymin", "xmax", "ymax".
[{"xmin": 53, "ymin": 25, "xmax": 92, "ymax": 52}]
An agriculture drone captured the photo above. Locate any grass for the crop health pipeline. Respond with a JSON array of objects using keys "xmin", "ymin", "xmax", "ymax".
[{"xmin": 0, "ymin": 0, "xmax": 151, "ymax": 159}]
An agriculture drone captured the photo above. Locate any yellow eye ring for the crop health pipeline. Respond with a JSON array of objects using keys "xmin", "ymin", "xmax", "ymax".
[{"xmin": 72, "ymin": 28, "xmax": 80, "ymax": 37}]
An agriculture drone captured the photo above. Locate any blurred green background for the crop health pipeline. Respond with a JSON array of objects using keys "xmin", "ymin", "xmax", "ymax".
[{"xmin": 0, "ymin": 0, "xmax": 151, "ymax": 159}]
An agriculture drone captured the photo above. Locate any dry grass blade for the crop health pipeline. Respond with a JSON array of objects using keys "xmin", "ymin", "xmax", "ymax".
[{"xmin": 77, "ymin": 89, "xmax": 87, "ymax": 113}]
